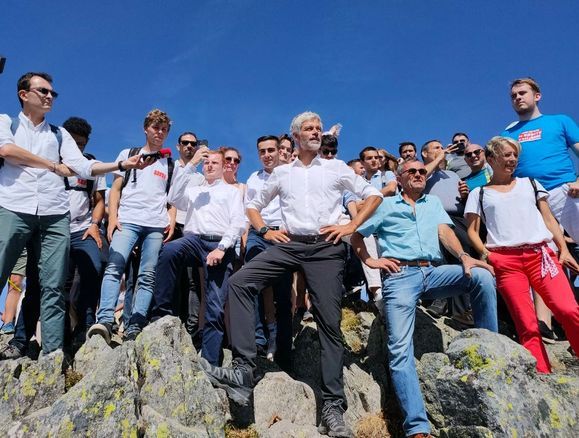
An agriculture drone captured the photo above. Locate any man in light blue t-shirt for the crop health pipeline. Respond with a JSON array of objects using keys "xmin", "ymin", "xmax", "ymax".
[{"xmin": 502, "ymin": 77, "xmax": 579, "ymax": 242}]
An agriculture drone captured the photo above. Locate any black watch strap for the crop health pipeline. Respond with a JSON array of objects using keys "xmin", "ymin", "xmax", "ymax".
[{"xmin": 258, "ymin": 226, "xmax": 269, "ymax": 236}]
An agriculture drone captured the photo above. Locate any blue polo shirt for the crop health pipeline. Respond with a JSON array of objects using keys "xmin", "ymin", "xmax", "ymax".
[
  {"xmin": 501, "ymin": 114, "xmax": 579, "ymax": 190},
  {"xmin": 357, "ymin": 193, "xmax": 452, "ymax": 262}
]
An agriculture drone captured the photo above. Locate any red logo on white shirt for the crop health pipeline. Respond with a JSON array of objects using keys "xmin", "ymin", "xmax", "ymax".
[
  {"xmin": 77, "ymin": 179, "xmax": 87, "ymax": 187},
  {"xmin": 154, "ymin": 170, "xmax": 167, "ymax": 180},
  {"xmin": 518, "ymin": 129, "xmax": 542, "ymax": 143}
]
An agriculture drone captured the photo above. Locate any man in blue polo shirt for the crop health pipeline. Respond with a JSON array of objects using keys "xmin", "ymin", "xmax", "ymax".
[
  {"xmin": 502, "ymin": 77, "xmax": 579, "ymax": 242},
  {"xmin": 350, "ymin": 159, "xmax": 497, "ymax": 438}
]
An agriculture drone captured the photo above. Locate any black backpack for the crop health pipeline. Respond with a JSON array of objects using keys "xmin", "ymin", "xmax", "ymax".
[
  {"xmin": 478, "ymin": 177, "xmax": 541, "ymax": 222},
  {"xmin": 120, "ymin": 147, "xmax": 174, "ymax": 195},
  {"xmin": 64, "ymin": 152, "xmax": 97, "ymax": 210},
  {"xmin": 0, "ymin": 117, "xmax": 62, "ymax": 169}
]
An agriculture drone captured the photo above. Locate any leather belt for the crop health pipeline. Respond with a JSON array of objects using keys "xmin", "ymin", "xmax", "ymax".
[
  {"xmin": 197, "ymin": 234, "xmax": 222, "ymax": 242},
  {"xmin": 397, "ymin": 260, "xmax": 431, "ymax": 267},
  {"xmin": 288, "ymin": 234, "xmax": 328, "ymax": 244},
  {"xmin": 250, "ymin": 226, "xmax": 280, "ymax": 231}
]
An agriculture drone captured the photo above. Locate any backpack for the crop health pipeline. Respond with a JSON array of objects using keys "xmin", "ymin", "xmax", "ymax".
[
  {"xmin": 120, "ymin": 147, "xmax": 174, "ymax": 195},
  {"xmin": 0, "ymin": 117, "xmax": 62, "ymax": 169},
  {"xmin": 478, "ymin": 177, "xmax": 541, "ymax": 223},
  {"xmin": 64, "ymin": 152, "xmax": 97, "ymax": 210}
]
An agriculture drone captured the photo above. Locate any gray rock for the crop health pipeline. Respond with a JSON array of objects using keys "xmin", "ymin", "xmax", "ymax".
[
  {"xmin": 134, "ymin": 316, "xmax": 226, "ymax": 437},
  {"xmin": 261, "ymin": 419, "xmax": 322, "ymax": 438},
  {"xmin": 0, "ymin": 350, "xmax": 64, "ymax": 425},
  {"xmin": 343, "ymin": 363, "xmax": 382, "ymax": 427},
  {"xmin": 73, "ymin": 333, "xmax": 113, "ymax": 377},
  {"xmin": 253, "ymin": 371, "xmax": 316, "ymax": 434},
  {"xmin": 5, "ymin": 344, "xmax": 139, "ymax": 437},
  {"xmin": 439, "ymin": 425, "xmax": 494, "ymax": 437},
  {"xmin": 141, "ymin": 405, "xmax": 213, "ymax": 437},
  {"xmin": 418, "ymin": 329, "xmax": 579, "ymax": 437}
]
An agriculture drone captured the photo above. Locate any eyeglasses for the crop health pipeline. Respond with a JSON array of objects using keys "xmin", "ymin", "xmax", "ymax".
[
  {"xmin": 225, "ymin": 156, "xmax": 240, "ymax": 164},
  {"xmin": 402, "ymin": 168, "xmax": 427, "ymax": 176},
  {"xmin": 321, "ymin": 149, "xmax": 338, "ymax": 156},
  {"xmin": 29, "ymin": 87, "xmax": 59, "ymax": 99},
  {"xmin": 180, "ymin": 140, "xmax": 197, "ymax": 147},
  {"xmin": 465, "ymin": 149, "xmax": 484, "ymax": 159}
]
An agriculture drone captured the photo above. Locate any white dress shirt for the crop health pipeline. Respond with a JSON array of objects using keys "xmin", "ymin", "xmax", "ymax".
[
  {"xmin": 168, "ymin": 163, "xmax": 246, "ymax": 249},
  {"xmin": 0, "ymin": 113, "xmax": 97, "ymax": 216},
  {"xmin": 247, "ymin": 157, "xmax": 382, "ymax": 235},
  {"xmin": 245, "ymin": 169, "xmax": 282, "ymax": 227},
  {"xmin": 175, "ymin": 160, "xmax": 205, "ymax": 225}
]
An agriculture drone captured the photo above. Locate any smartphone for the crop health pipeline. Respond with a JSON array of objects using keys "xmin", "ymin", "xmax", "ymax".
[{"xmin": 198, "ymin": 140, "xmax": 209, "ymax": 148}]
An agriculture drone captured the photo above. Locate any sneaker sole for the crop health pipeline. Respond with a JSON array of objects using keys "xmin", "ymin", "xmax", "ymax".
[
  {"xmin": 207, "ymin": 376, "xmax": 253, "ymax": 406},
  {"xmin": 541, "ymin": 337, "xmax": 556, "ymax": 344},
  {"xmin": 317, "ymin": 424, "xmax": 354, "ymax": 438},
  {"xmin": 87, "ymin": 324, "xmax": 111, "ymax": 345}
]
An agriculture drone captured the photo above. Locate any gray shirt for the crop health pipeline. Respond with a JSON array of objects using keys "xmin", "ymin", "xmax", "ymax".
[{"xmin": 424, "ymin": 170, "xmax": 464, "ymax": 216}]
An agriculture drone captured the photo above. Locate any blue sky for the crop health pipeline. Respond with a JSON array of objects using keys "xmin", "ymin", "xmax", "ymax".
[{"xmin": 1, "ymin": 0, "xmax": 578, "ymax": 183}]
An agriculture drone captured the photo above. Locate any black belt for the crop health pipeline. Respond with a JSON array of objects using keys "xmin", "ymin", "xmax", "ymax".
[
  {"xmin": 197, "ymin": 234, "xmax": 222, "ymax": 242},
  {"xmin": 250, "ymin": 225, "xmax": 280, "ymax": 231},
  {"xmin": 287, "ymin": 233, "xmax": 328, "ymax": 244}
]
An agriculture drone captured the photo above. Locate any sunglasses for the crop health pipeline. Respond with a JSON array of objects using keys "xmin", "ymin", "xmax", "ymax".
[
  {"xmin": 402, "ymin": 168, "xmax": 427, "ymax": 176},
  {"xmin": 180, "ymin": 140, "xmax": 197, "ymax": 147},
  {"xmin": 29, "ymin": 87, "xmax": 59, "ymax": 99},
  {"xmin": 225, "ymin": 156, "xmax": 240, "ymax": 164},
  {"xmin": 465, "ymin": 149, "xmax": 484, "ymax": 159},
  {"xmin": 321, "ymin": 149, "xmax": 338, "ymax": 156}
]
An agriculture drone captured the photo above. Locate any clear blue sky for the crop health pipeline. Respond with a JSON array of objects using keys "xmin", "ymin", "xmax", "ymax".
[{"xmin": 1, "ymin": 0, "xmax": 578, "ymax": 182}]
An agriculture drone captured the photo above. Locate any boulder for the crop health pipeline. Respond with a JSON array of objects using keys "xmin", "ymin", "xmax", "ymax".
[
  {"xmin": 343, "ymin": 363, "xmax": 382, "ymax": 426},
  {"xmin": 253, "ymin": 371, "xmax": 316, "ymax": 434},
  {"xmin": 418, "ymin": 329, "xmax": 579, "ymax": 436},
  {"xmin": 134, "ymin": 316, "xmax": 227, "ymax": 437},
  {"xmin": 0, "ymin": 349, "xmax": 64, "ymax": 425},
  {"xmin": 73, "ymin": 333, "xmax": 113, "ymax": 377},
  {"xmin": 261, "ymin": 419, "xmax": 322, "ymax": 438}
]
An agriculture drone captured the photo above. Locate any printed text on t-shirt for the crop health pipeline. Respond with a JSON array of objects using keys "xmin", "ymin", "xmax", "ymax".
[
  {"xmin": 518, "ymin": 129, "xmax": 542, "ymax": 143},
  {"xmin": 154, "ymin": 170, "xmax": 167, "ymax": 180}
]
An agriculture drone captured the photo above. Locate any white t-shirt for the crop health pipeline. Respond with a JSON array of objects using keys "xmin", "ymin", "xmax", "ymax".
[
  {"xmin": 68, "ymin": 175, "xmax": 107, "ymax": 233},
  {"xmin": 112, "ymin": 148, "xmax": 172, "ymax": 228},
  {"xmin": 464, "ymin": 177, "xmax": 553, "ymax": 248}
]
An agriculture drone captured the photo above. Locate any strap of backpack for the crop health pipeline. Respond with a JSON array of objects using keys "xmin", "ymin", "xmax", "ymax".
[
  {"xmin": 478, "ymin": 186, "xmax": 486, "ymax": 223},
  {"xmin": 166, "ymin": 157, "xmax": 174, "ymax": 195},
  {"xmin": 528, "ymin": 177, "xmax": 540, "ymax": 210},
  {"xmin": 121, "ymin": 147, "xmax": 141, "ymax": 191}
]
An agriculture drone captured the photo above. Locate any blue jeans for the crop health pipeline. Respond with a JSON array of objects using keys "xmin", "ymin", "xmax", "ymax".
[
  {"xmin": 97, "ymin": 223, "xmax": 164, "ymax": 327},
  {"xmin": 382, "ymin": 264, "xmax": 497, "ymax": 436},
  {"xmin": 153, "ymin": 234, "xmax": 234, "ymax": 365}
]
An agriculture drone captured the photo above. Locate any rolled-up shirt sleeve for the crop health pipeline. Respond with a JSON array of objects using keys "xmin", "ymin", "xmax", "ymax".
[
  {"xmin": 247, "ymin": 168, "xmax": 280, "ymax": 212},
  {"xmin": 220, "ymin": 188, "xmax": 247, "ymax": 249},
  {"xmin": 60, "ymin": 128, "xmax": 98, "ymax": 179}
]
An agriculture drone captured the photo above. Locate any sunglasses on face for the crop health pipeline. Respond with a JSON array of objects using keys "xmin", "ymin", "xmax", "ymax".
[
  {"xmin": 225, "ymin": 156, "xmax": 240, "ymax": 164},
  {"xmin": 465, "ymin": 149, "xmax": 483, "ymax": 159},
  {"xmin": 29, "ymin": 87, "xmax": 59, "ymax": 99},
  {"xmin": 180, "ymin": 140, "xmax": 197, "ymax": 147},
  {"xmin": 321, "ymin": 149, "xmax": 337, "ymax": 156},
  {"xmin": 402, "ymin": 168, "xmax": 427, "ymax": 176}
]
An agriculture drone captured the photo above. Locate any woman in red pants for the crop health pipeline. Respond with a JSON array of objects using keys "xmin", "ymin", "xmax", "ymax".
[{"xmin": 465, "ymin": 136, "xmax": 579, "ymax": 373}]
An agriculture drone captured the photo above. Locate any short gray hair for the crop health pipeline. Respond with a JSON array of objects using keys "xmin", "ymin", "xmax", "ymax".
[
  {"xmin": 397, "ymin": 158, "xmax": 420, "ymax": 175},
  {"xmin": 290, "ymin": 111, "xmax": 322, "ymax": 136}
]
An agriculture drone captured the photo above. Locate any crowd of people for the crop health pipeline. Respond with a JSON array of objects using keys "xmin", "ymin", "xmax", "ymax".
[{"xmin": 0, "ymin": 72, "xmax": 578, "ymax": 438}]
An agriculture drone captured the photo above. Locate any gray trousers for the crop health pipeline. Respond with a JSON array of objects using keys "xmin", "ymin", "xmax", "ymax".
[
  {"xmin": 229, "ymin": 240, "xmax": 347, "ymax": 406},
  {"xmin": 0, "ymin": 206, "xmax": 70, "ymax": 353}
]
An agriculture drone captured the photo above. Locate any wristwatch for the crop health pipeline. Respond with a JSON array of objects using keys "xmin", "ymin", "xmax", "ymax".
[
  {"xmin": 217, "ymin": 243, "xmax": 226, "ymax": 251},
  {"xmin": 257, "ymin": 226, "xmax": 270, "ymax": 236}
]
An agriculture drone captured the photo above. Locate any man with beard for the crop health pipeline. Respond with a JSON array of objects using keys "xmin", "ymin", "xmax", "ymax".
[
  {"xmin": 502, "ymin": 77, "xmax": 579, "ymax": 242},
  {"xmin": 200, "ymin": 111, "xmax": 382, "ymax": 438}
]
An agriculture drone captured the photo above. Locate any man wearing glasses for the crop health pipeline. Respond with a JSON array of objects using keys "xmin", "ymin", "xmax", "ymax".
[
  {"xmin": 463, "ymin": 143, "xmax": 492, "ymax": 190},
  {"xmin": 0, "ymin": 72, "xmax": 148, "ymax": 358},
  {"xmin": 350, "ymin": 159, "xmax": 498, "ymax": 438}
]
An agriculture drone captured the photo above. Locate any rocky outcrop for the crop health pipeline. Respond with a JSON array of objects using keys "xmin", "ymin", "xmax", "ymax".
[{"xmin": 418, "ymin": 329, "xmax": 579, "ymax": 437}]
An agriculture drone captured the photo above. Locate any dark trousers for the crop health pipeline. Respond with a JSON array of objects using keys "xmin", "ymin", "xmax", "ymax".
[
  {"xmin": 245, "ymin": 230, "xmax": 293, "ymax": 370},
  {"xmin": 67, "ymin": 230, "xmax": 106, "ymax": 332},
  {"xmin": 229, "ymin": 241, "xmax": 347, "ymax": 405},
  {"xmin": 152, "ymin": 234, "xmax": 234, "ymax": 365}
]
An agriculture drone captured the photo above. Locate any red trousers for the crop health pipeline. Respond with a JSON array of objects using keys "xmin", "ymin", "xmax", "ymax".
[{"xmin": 489, "ymin": 247, "xmax": 579, "ymax": 373}]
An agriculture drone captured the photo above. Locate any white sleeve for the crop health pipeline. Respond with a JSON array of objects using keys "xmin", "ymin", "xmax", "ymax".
[
  {"xmin": 339, "ymin": 161, "xmax": 382, "ymax": 199},
  {"xmin": 247, "ymin": 169, "xmax": 280, "ymax": 212},
  {"xmin": 464, "ymin": 187, "xmax": 482, "ymax": 217},
  {"xmin": 59, "ymin": 128, "xmax": 98, "ymax": 179},
  {"xmin": 0, "ymin": 114, "xmax": 13, "ymax": 148},
  {"xmin": 220, "ymin": 188, "xmax": 247, "ymax": 249},
  {"xmin": 167, "ymin": 162, "xmax": 203, "ymax": 210}
]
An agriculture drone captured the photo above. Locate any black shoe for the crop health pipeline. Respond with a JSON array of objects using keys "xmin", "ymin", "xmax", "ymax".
[
  {"xmin": 87, "ymin": 322, "xmax": 114, "ymax": 345},
  {"xmin": 0, "ymin": 344, "xmax": 24, "ymax": 360},
  {"xmin": 198, "ymin": 357, "xmax": 255, "ymax": 406},
  {"xmin": 318, "ymin": 400, "xmax": 353, "ymax": 437},
  {"xmin": 124, "ymin": 330, "xmax": 140, "ymax": 342},
  {"xmin": 426, "ymin": 299, "xmax": 447, "ymax": 319},
  {"xmin": 538, "ymin": 321, "xmax": 556, "ymax": 344}
]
